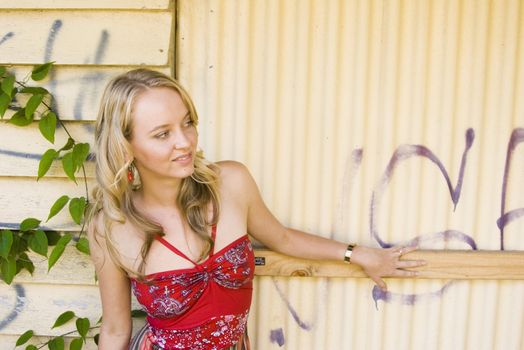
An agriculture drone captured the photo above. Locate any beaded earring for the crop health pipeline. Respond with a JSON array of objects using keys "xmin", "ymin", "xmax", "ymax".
[{"xmin": 127, "ymin": 162, "xmax": 141, "ymax": 190}]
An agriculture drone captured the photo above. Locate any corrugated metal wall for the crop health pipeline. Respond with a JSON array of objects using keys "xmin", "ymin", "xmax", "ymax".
[{"xmin": 177, "ymin": 1, "xmax": 524, "ymax": 349}]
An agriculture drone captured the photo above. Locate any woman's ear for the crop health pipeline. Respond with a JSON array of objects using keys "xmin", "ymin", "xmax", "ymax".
[{"xmin": 124, "ymin": 152, "xmax": 134, "ymax": 165}]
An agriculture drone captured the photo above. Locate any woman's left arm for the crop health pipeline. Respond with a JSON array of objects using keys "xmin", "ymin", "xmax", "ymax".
[{"xmin": 237, "ymin": 162, "xmax": 425, "ymax": 290}]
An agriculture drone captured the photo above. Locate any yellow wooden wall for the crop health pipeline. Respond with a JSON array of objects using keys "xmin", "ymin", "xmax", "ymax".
[
  {"xmin": 0, "ymin": 1, "xmax": 173, "ymax": 348},
  {"xmin": 1, "ymin": 0, "xmax": 524, "ymax": 349}
]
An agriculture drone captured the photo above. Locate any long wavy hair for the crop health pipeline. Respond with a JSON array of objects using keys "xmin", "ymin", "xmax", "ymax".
[{"xmin": 87, "ymin": 69, "xmax": 220, "ymax": 277}]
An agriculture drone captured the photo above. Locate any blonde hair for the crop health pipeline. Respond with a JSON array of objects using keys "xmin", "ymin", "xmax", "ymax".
[{"xmin": 88, "ymin": 68, "xmax": 220, "ymax": 277}]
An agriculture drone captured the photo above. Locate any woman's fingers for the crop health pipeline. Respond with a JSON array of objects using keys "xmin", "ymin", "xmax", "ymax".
[
  {"xmin": 372, "ymin": 276, "xmax": 388, "ymax": 291},
  {"xmin": 397, "ymin": 259, "xmax": 426, "ymax": 269}
]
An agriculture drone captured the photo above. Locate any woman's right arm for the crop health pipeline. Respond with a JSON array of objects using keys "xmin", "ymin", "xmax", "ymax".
[{"xmin": 88, "ymin": 216, "xmax": 132, "ymax": 349}]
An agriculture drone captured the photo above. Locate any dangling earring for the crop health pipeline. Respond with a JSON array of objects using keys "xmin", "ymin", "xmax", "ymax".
[{"xmin": 127, "ymin": 162, "xmax": 141, "ymax": 190}]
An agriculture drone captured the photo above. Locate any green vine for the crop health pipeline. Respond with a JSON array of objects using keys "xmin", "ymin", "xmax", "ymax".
[{"xmin": 0, "ymin": 63, "xmax": 96, "ymax": 349}]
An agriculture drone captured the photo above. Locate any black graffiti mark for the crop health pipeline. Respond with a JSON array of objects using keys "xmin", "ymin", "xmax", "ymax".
[
  {"xmin": 497, "ymin": 127, "xmax": 524, "ymax": 250},
  {"xmin": 0, "ymin": 32, "xmax": 14, "ymax": 46},
  {"xmin": 370, "ymin": 128, "xmax": 476, "ymax": 248},
  {"xmin": 0, "ymin": 149, "xmax": 95, "ymax": 162},
  {"xmin": 44, "ymin": 20, "xmax": 63, "ymax": 115},
  {"xmin": 74, "ymin": 30, "xmax": 109, "ymax": 121},
  {"xmin": 0, "ymin": 284, "xmax": 26, "ymax": 331},
  {"xmin": 44, "ymin": 20, "xmax": 63, "ymax": 63},
  {"xmin": 0, "ymin": 149, "xmax": 41, "ymax": 160}
]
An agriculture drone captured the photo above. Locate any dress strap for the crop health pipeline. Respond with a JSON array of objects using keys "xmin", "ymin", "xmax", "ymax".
[{"xmin": 155, "ymin": 236, "xmax": 196, "ymax": 265}]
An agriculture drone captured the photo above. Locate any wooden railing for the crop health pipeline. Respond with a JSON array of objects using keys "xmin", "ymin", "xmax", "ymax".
[{"xmin": 253, "ymin": 250, "xmax": 524, "ymax": 280}]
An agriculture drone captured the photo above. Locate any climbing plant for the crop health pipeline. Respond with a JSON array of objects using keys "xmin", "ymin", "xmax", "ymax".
[{"xmin": 0, "ymin": 63, "xmax": 98, "ymax": 349}]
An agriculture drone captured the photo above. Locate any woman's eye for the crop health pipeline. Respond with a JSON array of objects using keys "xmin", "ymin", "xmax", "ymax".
[
  {"xmin": 155, "ymin": 131, "xmax": 169, "ymax": 139},
  {"xmin": 183, "ymin": 119, "xmax": 194, "ymax": 127}
]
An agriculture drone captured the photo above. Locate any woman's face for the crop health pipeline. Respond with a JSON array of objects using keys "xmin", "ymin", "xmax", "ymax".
[{"xmin": 129, "ymin": 87, "xmax": 197, "ymax": 185}]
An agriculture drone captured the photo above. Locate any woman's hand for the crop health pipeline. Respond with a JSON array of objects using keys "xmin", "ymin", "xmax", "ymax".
[{"xmin": 351, "ymin": 245, "xmax": 425, "ymax": 291}]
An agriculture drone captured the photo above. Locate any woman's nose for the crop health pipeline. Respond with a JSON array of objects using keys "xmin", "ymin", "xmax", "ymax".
[{"xmin": 172, "ymin": 129, "xmax": 190, "ymax": 149}]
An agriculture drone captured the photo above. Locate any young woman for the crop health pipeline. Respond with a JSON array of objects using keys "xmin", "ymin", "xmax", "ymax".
[{"xmin": 87, "ymin": 69, "xmax": 424, "ymax": 350}]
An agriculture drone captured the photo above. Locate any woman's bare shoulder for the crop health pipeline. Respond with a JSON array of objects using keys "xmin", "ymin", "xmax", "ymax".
[
  {"xmin": 215, "ymin": 160, "xmax": 258, "ymax": 201},
  {"xmin": 215, "ymin": 160, "xmax": 252, "ymax": 182},
  {"xmin": 87, "ymin": 210, "xmax": 142, "ymax": 249}
]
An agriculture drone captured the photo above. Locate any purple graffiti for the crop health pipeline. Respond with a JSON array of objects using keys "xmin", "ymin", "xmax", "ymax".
[
  {"xmin": 368, "ymin": 129, "xmax": 478, "ymax": 306},
  {"xmin": 333, "ymin": 148, "xmax": 363, "ymax": 239},
  {"xmin": 272, "ymin": 279, "xmax": 313, "ymax": 331},
  {"xmin": 497, "ymin": 128, "xmax": 524, "ymax": 250},
  {"xmin": 372, "ymin": 282, "xmax": 453, "ymax": 308},
  {"xmin": 270, "ymin": 328, "xmax": 285, "ymax": 347},
  {"xmin": 370, "ymin": 128, "xmax": 476, "ymax": 248}
]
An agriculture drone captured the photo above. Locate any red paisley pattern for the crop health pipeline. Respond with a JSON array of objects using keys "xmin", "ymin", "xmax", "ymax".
[{"xmin": 130, "ymin": 229, "xmax": 254, "ymax": 350}]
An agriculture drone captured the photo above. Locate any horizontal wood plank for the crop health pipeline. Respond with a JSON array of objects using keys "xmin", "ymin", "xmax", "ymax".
[
  {"xmin": 0, "ymin": 121, "xmax": 95, "ymax": 178},
  {"xmin": 0, "ymin": 0, "xmax": 170, "ymax": 9},
  {"xmin": 0, "ymin": 11, "xmax": 173, "ymax": 65},
  {"xmin": 0, "ymin": 66, "xmax": 171, "ymax": 121},
  {"xmin": 0, "ymin": 283, "xmax": 144, "ymax": 336},
  {"xmin": 0, "ymin": 177, "xmax": 94, "ymax": 230}
]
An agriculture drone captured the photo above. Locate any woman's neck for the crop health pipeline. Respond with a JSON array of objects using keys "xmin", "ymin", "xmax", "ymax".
[{"xmin": 136, "ymin": 177, "xmax": 183, "ymax": 209}]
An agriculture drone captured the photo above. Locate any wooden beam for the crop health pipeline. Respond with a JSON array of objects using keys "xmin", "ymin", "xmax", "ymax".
[{"xmin": 253, "ymin": 250, "xmax": 524, "ymax": 280}]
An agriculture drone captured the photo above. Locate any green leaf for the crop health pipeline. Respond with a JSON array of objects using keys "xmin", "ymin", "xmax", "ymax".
[
  {"xmin": 39, "ymin": 111, "xmax": 57, "ymax": 144},
  {"xmin": 72, "ymin": 143, "xmax": 90, "ymax": 170},
  {"xmin": 0, "ymin": 230, "xmax": 13, "ymax": 259},
  {"xmin": 20, "ymin": 86, "xmax": 49, "ymax": 95},
  {"xmin": 0, "ymin": 256, "xmax": 16, "ymax": 284},
  {"xmin": 69, "ymin": 338, "xmax": 83, "ymax": 350},
  {"xmin": 26, "ymin": 345, "xmax": 38, "ymax": 350},
  {"xmin": 0, "ymin": 66, "xmax": 5, "ymax": 77},
  {"xmin": 11, "ymin": 234, "xmax": 27, "ymax": 256},
  {"xmin": 17, "ymin": 253, "xmax": 35, "ymax": 275},
  {"xmin": 31, "ymin": 62, "xmax": 54, "ymax": 81},
  {"xmin": 47, "ymin": 195, "xmax": 70, "ymax": 221},
  {"xmin": 48, "ymin": 336, "xmax": 64, "ymax": 350},
  {"xmin": 62, "ymin": 152, "xmax": 76, "ymax": 182},
  {"xmin": 52, "ymin": 311, "xmax": 75, "ymax": 329},
  {"xmin": 60, "ymin": 137, "xmax": 75, "ymax": 152},
  {"xmin": 9, "ymin": 109, "xmax": 33, "ymax": 126},
  {"xmin": 0, "ymin": 92, "xmax": 9, "ymax": 117},
  {"xmin": 38, "ymin": 148, "xmax": 58, "ymax": 179},
  {"xmin": 75, "ymin": 237, "xmax": 90, "ymax": 255},
  {"xmin": 25, "ymin": 94, "xmax": 44, "ymax": 119},
  {"xmin": 20, "ymin": 218, "xmax": 41, "ymax": 231},
  {"xmin": 16, "ymin": 329, "xmax": 34, "ymax": 346},
  {"xmin": 46, "ymin": 231, "xmax": 61, "ymax": 246},
  {"xmin": 48, "ymin": 233, "xmax": 72, "ymax": 271},
  {"xmin": 76, "ymin": 317, "xmax": 90, "ymax": 340},
  {"xmin": 1, "ymin": 74, "xmax": 15, "ymax": 97},
  {"xmin": 69, "ymin": 197, "xmax": 86, "ymax": 225},
  {"xmin": 29, "ymin": 230, "xmax": 48, "ymax": 257}
]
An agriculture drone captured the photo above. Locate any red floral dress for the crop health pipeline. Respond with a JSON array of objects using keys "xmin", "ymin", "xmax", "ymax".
[{"xmin": 129, "ymin": 226, "xmax": 254, "ymax": 350}]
